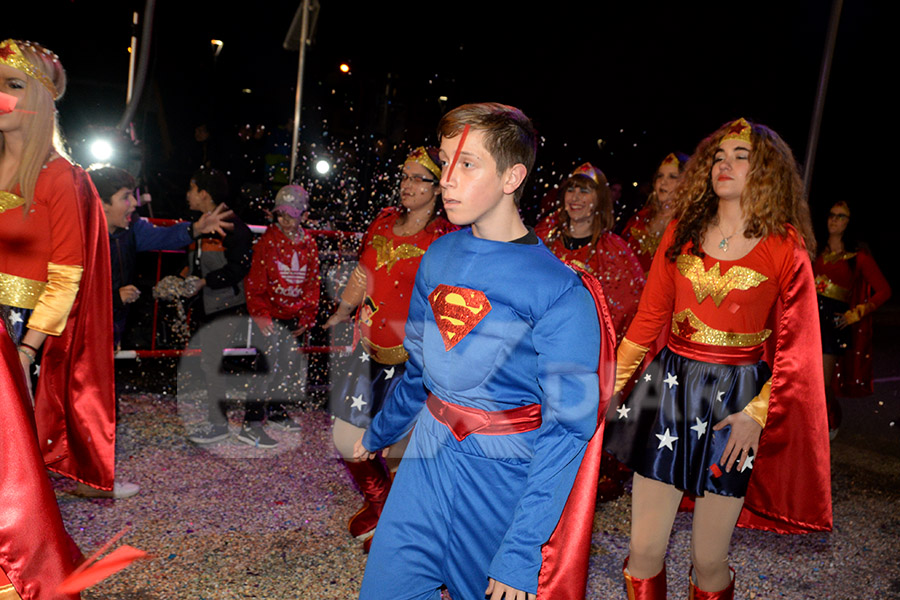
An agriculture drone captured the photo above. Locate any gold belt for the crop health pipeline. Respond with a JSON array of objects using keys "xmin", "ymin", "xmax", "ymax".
[
  {"xmin": 814, "ymin": 275, "xmax": 851, "ymax": 303},
  {"xmin": 361, "ymin": 338, "xmax": 409, "ymax": 365},
  {"xmin": 671, "ymin": 308, "xmax": 771, "ymax": 348},
  {"xmin": 0, "ymin": 272, "xmax": 46, "ymax": 309}
]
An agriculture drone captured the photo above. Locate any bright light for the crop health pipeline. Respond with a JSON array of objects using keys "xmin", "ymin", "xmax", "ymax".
[
  {"xmin": 315, "ymin": 159, "xmax": 331, "ymax": 175},
  {"xmin": 90, "ymin": 139, "xmax": 114, "ymax": 161},
  {"xmin": 339, "ymin": 63, "xmax": 350, "ymax": 73},
  {"xmin": 211, "ymin": 39, "xmax": 224, "ymax": 57},
  {"xmin": 438, "ymin": 95, "xmax": 448, "ymax": 102}
]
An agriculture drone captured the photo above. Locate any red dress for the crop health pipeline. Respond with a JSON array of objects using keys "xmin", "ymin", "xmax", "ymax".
[
  {"xmin": 613, "ymin": 223, "xmax": 832, "ymax": 533},
  {"xmin": 0, "ymin": 157, "xmax": 116, "ymax": 491},
  {"xmin": 539, "ymin": 228, "xmax": 645, "ymax": 344},
  {"xmin": 357, "ymin": 208, "xmax": 455, "ymax": 362},
  {"xmin": 813, "ymin": 249, "xmax": 892, "ymax": 396},
  {"xmin": 622, "ymin": 208, "xmax": 665, "ymax": 275}
]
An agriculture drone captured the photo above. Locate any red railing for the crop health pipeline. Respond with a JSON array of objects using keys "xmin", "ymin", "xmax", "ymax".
[{"xmin": 114, "ymin": 218, "xmax": 359, "ymax": 359}]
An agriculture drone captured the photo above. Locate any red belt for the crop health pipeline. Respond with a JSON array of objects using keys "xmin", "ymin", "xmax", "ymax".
[
  {"xmin": 668, "ymin": 335, "xmax": 764, "ymax": 366},
  {"xmin": 426, "ymin": 393, "xmax": 542, "ymax": 442}
]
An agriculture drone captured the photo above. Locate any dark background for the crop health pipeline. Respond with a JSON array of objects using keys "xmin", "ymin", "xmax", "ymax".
[{"xmin": 5, "ymin": 0, "xmax": 895, "ymax": 280}]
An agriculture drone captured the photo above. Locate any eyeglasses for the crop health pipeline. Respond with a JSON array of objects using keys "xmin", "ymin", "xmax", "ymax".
[
  {"xmin": 400, "ymin": 173, "xmax": 437, "ymax": 185},
  {"xmin": 828, "ymin": 212, "xmax": 849, "ymax": 220}
]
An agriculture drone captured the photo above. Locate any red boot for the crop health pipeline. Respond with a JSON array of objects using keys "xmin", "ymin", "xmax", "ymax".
[
  {"xmin": 343, "ymin": 459, "xmax": 391, "ymax": 541},
  {"xmin": 688, "ymin": 566, "xmax": 735, "ymax": 600},
  {"xmin": 624, "ymin": 557, "xmax": 666, "ymax": 599}
]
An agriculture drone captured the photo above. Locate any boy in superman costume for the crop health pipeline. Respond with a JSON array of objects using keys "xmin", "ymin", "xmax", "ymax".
[{"xmin": 354, "ymin": 103, "xmax": 616, "ymax": 600}]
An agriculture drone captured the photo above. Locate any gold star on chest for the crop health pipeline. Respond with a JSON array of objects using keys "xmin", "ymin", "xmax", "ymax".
[
  {"xmin": 371, "ymin": 235, "xmax": 426, "ymax": 272},
  {"xmin": 676, "ymin": 254, "xmax": 768, "ymax": 307}
]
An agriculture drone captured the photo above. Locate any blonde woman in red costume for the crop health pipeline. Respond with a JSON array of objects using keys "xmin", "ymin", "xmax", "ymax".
[
  {"xmin": 324, "ymin": 147, "xmax": 456, "ymax": 552},
  {"xmin": 813, "ymin": 201, "xmax": 891, "ymax": 437},
  {"xmin": 622, "ymin": 152, "xmax": 689, "ymax": 274},
  {"xmin": 537, "ymin": 163, "xmax": 644, "ymax": 343},
  {"xmin": 0, "ymin": 40, "xmax": 122, "ymax": 498},
  {"xmin": 604, "ymin": 119, "xmax": 832, "ymax": 599}
]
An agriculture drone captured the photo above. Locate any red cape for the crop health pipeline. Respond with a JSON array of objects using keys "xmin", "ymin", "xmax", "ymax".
[
  {"xmin": 680, "ymin": 231, "xmax": 833, "ymax": 533},
  {"xmin": 34, "ymin": 163, "xmax": 116, "ymax": 491},
  {"xmin": 537, "ymin": 266, "xmax": 617, "ymax": 599},
  {"xmin": 0, "ymin": 320, "xmax": 79, "ymax": 600}
]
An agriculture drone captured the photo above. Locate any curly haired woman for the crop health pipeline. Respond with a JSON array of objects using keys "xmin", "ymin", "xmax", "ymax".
[{"xmin": 604, "ymin": 118, "xmax": 832, "ymax": 599}]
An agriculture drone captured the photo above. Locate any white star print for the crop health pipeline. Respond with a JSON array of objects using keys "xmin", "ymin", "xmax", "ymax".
[
  {"xmin": 33, "ymin": 364, "xmax": 40, "ymax": 377},
  {"xmin": 350, "ymin": 394, "xmax": 367, "ymax": 410},
  {"xmin": 616, "ymin": 404, "xmax": 631, "ymax": 420},
  {"xmin": 656, "ymin": 428, "xmax": 678, "ymax": 451},
  {"xmin": 384, "ymin": 366, "xmax": 395, "ymax": 379},
  {"xmin": 643, "ymin": 373, "xmax": 652, "ymax": 383},
  {"xmin": 359, "ymin": 352, "xmax": 370, "ymax": 363},
  {"xmin": 690, "ymin": 417, "xmax": 708, "ymax": 438},
  {"xmin": 663, "ymin": 372, "xmax": 678, "ymax": 389},
  {"xmin": 9, "ymin": 310, "xmax": 23, "ymax": 325},
  {"xmin": 740, "ymin": 454, "xmax": 755, "ymax": 472},
  {"xmin": 716, "ymin": 391, "xmax": 725, "ymax": 402}
]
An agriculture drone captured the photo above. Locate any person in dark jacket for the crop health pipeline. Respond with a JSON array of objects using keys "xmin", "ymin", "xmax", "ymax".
[
  {"xmin": 180, "ymin": 168, "xmax": 258, "ymax": 446},
  {"xmin": 89, "ymin": 166, "xmax": 233, "ymax": 347}
]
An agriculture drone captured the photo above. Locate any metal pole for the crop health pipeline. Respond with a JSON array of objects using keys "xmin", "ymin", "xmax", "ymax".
[
  {"xmin": 126, "ymin": 11, "xmax": 138, "ymax": 104},
  {"xmin": 803, "ymin": 0, "xmax": 844, "ymax": 197},
  {"xmin": 289, "ymin": 0, "xmax": 311, "ymax": 184}
]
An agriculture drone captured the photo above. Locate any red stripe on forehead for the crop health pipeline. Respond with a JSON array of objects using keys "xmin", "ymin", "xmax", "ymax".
[{"xmin": 444, "ymin": 124, "xmax": 470, "ymax": 182}]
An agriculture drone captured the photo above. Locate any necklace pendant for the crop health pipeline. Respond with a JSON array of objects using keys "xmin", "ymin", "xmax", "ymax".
[{"xmin": 719, "ymin": 237, "xmax": 729, "ymax": 252}]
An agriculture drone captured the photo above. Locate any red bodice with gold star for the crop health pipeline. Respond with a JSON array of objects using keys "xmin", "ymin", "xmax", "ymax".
[
  {"xmin": 622, "ymin": 209, "xmax": 663, "ymax": 275},
  {"xmin": 357, "ymin": 208, "xmax": 455, "ymax": 358},
  {"xmin": 812, "ymin": 249, "xmax": 891, "ymax": 309},
  {"xmin": 540, "ymin": 231, "xmax": 645, "ymax": 344},
  {"xmin": 0, "ymin": 158, "xmax": 85, "ymax": 312},
  {"xmin": 626, "ymin": 228, "xmax": 794, "ymax": 355}
]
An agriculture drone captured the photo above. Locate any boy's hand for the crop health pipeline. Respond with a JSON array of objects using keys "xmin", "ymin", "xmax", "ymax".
[
  {"xmin": 352, "ymin": 434, "xmax": 377, "ymax": 461},
  {"xmin": 193, "ymin": 203, "xmax": 235, "ymax": 237},
  {"xmin": 119, "ymin": 285, "xmax": 141, "ymax": 304},
  {"xmin": 485, "ymin": 578, "xmax": 535, "ymax": 600}
]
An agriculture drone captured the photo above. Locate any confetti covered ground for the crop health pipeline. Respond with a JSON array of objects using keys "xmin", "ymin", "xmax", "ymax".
[{"xmin": 54, "ymin": 308, "xmax": 900, "ymax": 599}]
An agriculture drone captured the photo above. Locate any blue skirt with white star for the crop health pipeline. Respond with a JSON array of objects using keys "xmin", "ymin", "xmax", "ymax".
[
  {"xmin": 328, "ymin": 345, "xmax": 407, "ymax": 429},
  {"xmin": 603, "ymin": 346, "xmax": 770, "ymax": 498}
]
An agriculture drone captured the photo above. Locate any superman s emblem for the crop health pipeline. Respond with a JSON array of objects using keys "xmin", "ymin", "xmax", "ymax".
[{"xmin": 428, "ymin": 284, "xmax": 492, "ymax": 351}]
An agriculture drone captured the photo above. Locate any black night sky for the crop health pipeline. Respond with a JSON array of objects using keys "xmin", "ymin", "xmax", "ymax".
[{"xmin": 5, "ymin": 0, "xmax": 896, "ymax": 280}]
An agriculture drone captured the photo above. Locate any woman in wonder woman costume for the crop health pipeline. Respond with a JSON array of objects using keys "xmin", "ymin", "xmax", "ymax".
[
  {"xmin": 604, "ymin": 118, "xmax": 832, "ymax": 599},
  {"xmin": 813, "ymin": 200, "xmax": 891, "ymax": 437},
  {"xmin": 0, "ymin": 39, "xmax": 119, "ymax": 496},
  {"xmin": 324, "ymin": 147, "xmax": 455, "ymax": 552},
  {"xmin": 622, "ymin": 152, "xmax": 689, "ymax": 275},
  {"xmin": 537, "ymin": 163, "xmax": 644, "ymax": 344}
]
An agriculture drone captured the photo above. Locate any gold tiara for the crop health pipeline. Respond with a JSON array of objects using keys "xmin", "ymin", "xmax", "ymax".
[
  {"xmin": 721, "ymin": 118, "xmax": 752, "ymax": 144},
  {"xmin": 660, "ymin": 153, "xmax": 681, "ymax": 168},
  {"xmin": 0, "ymin": 40, "xmax": 60, "ymax": 100},
  {"xmin": 405, "ymin": 146, "xmax": 441, "ymax": 179},
  {"xmin": 571, "ymin": 163, "xmax": 604, "ymax": 186}
]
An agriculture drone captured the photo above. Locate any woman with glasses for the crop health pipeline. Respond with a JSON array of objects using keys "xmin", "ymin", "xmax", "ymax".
[
  {"xmin": 813, "ymin": 201, "xmax": 891, "ymax": 437},
  {"xmin": 325, "ymin": 146, "xmax": 456, "ymax": 552}
]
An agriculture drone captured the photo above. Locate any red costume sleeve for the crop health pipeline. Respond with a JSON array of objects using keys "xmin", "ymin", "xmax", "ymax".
[
  {"xmin": 622, "ymin": 222, "xmax": 678, "ymax": 349},
  {"xmin": 34, "ymin": 162, "xmax": 116, "ymax": 491}
]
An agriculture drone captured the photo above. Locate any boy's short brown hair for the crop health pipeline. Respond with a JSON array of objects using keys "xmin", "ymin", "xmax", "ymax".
[{"xmin": 438, "ymin": 102, "xmax": 537, "ymax": 203}]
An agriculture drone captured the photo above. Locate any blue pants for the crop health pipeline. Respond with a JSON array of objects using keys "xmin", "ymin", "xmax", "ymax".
[{"xmin": 359, "ymin": 413, "xmax": 531, "ymax": 600}]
